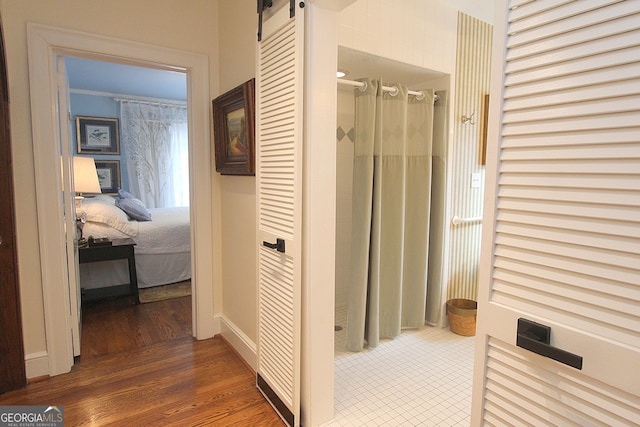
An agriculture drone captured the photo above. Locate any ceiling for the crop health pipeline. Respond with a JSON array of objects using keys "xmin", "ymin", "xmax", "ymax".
[
  {"xmin": 65, "ymin": 56, "xmax": 187, "ymax": 101},
  {"xmin": 337, "ymin": 46, "xmax": 446, "ymax": 87},
  {"xmin": 66, "ymin": 48, "xmax": 444, "ymax": 101}
]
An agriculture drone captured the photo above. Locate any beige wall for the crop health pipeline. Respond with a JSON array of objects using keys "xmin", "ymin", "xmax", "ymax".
[
  {"xmin": 1, "ymin": 0, "xmax": 219, "ymax": 361},
  {"xmin": 217, "ymin": 0, "xmax": 258, "ymax": 343}
]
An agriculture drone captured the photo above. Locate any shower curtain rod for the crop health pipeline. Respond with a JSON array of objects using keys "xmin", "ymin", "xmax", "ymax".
[{"xmin": 337, "ymin": 78, "xmax": 439, "ymax": 102}]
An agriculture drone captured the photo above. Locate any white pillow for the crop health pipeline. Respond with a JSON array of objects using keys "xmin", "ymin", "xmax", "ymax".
[
  {"xmin": 90, "ymin": 194, "xmax": 116, "ymax": 205},
  {"xmin": 80, "ymin": 199, "xmax": 138, "ymax": 236}
]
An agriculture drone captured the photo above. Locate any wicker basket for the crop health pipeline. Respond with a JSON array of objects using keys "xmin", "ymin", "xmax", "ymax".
[{"xmin": 446, "ymin": 299, "xmax": 477, "ymax": 336}]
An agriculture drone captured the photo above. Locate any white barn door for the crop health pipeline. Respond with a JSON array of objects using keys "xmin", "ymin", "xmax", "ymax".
[
  {"xmin": 473, "ymin": 0, "xmax": 640, "ymax": 424},
  {"xmin": 255, "ymin": 1, "xmax": 304, "ymax": 426}
]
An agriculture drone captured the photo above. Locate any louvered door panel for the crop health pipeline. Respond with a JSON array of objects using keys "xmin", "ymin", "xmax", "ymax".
[
  {"xmin": 484, "ymin": 338, "xmax": 638, "ymax": 426},
  {"xmin": 258, "ymin": 248, "xmax": 295, "ymax": 395},
  {"xmin": 256, "ymin": 2, "xmax": 303, "ymax": 426},
  {"xmin": 473, "ymin": 0, "xmax": 640, "ymax": 424}
]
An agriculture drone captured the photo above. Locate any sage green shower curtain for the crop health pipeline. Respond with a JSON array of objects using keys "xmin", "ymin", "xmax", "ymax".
[{"xmin": 346, "ymin": 78, "xmax": 434, "ymax": 352}]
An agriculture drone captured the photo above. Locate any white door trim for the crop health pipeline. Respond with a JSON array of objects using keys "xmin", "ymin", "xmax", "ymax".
[
  {"xmin": 26, "ymin": 23, "xmax": 215, "ymax": 376},
  {"xmin": 301, "ymin": 3, "xmax": 339, "ymax": 426}
]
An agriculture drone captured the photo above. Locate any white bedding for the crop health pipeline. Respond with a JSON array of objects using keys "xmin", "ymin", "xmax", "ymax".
[
  {"xmin": 79, "ymin": 198, "xmax": 191, "ymax": 289},
  {"xmin": 82, "ymin": 207, "xmax": 191, "ymax": 255}
]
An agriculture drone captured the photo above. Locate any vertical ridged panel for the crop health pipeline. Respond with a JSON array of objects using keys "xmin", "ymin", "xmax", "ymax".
[{"xmin": 447, "ymin": 13, "xmax": 493, "ymax": 301}]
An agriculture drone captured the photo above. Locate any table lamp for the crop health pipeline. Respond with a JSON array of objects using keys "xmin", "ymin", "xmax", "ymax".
[{"xmin": 73, "ymin": 156, "xmax": 101, "ymax": 209}]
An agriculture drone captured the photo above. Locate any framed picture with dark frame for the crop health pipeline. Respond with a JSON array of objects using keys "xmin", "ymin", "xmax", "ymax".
[
  {"xmin": 94, "ymin": 160, "xmax": 121, "ymax": 194},
  {"xmin": 480, "ymin": 94, "xmax": 490, "ymax": 166},
  {"xmin": 76, "ymin": 116, "xmax": 120, "ymax": 154},
  {"xmin": 212, "ymin": 78, "xmax": 255, "ymax": 175}
]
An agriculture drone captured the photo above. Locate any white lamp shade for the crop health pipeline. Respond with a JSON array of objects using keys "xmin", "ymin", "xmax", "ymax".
[{"xmin": 73, "ymin": 156, "xmax": 101, "ymax": 194}]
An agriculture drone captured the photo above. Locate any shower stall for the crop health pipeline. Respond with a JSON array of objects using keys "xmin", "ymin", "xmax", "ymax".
[{"xmin": 334, "ymin": 47, "xmax": 450, "ymax": 351}]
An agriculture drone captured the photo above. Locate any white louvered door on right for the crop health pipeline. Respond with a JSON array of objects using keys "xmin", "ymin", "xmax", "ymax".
[
  {"xmin": 472, "ymin": 1, "xmax": 640, "ymax": 425},
  {"xmin": 255, "ymin": 2, "xmax": 304, "ymax": 426}
]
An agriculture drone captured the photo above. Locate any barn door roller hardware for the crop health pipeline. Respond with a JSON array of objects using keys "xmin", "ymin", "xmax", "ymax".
[
  {"xmin": 257, "ymin": 0, "xmax": 273, "ymax": 41},
  {"xmin": 257, "ymin": 1, "xmax": 303, "ymax": 41}
]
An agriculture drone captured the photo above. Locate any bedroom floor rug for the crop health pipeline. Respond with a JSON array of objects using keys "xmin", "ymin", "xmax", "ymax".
[{"xmin": 139, "ymin": 281, "xmax": 191, "ymax": 303}]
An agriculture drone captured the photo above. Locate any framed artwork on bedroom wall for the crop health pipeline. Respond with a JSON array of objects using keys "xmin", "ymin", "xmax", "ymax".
[
  {"xmin": 76, "ymin": 116, "xmax": 120, "ymax": 154},
  {"xmin": 94, "ymin": 160, "xmax": 121, "ymax": 194},
  {"xmin": 212, "ymin": 78, "xmax": 255, "ymax": 175}
]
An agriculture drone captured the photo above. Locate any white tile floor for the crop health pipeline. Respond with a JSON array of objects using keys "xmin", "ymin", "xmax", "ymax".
[{"xmin": 322, "ymin": 306, "xmax": 475, "ymax": 427}]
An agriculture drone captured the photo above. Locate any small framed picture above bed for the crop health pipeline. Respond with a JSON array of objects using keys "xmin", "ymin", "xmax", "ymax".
[
  {"xmin": 94, "ymin": 160, "xmax": 121, "ymax": 194},
  {"xmin": 76, "ymin": 116, "xmax": 120, "ymax": 154},
  {"xmin": 212, "ymin": 78, "xmax": 255, "ymax": 175}
]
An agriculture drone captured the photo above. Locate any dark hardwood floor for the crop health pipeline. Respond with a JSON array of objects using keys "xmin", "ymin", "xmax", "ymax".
[
  {"xmin": 80, "ymin": 295, "xmax": 193, "ymax": 360},
  {"xmin": 0, "ymin": 296, "xmax": 284, "ymax": 426}
]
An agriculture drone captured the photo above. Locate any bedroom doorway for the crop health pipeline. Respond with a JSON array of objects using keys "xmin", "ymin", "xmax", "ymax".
[
  {"xmin": 27, "ymin": 23, "xmax": 216, "ymax": 376},
  {"xmin": 64, "ymin": 56, "xmax": 194, "ymax": 356}
]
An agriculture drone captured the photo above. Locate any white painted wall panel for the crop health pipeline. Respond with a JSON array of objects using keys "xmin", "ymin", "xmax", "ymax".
[{"xmin": 338, "ymin": 0, "xmax": 458, "ymax": 75}]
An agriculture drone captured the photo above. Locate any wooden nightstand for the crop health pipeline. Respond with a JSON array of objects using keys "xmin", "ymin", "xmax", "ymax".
[{"xmin": 79, "ymin": 238, "xmax": 139, "ymax": 304}]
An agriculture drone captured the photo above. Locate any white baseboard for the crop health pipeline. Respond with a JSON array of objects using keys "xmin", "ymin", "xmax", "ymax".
[
  {"xmin": 25, "ymin": 351, "xmax": 49, "ymax": 379},
  {"xmin": 213, "ymin": 315, "xmax": 222, "ymax": 335},
  {"xmin": 216, "ymin": 314, "xmax": 257, "ymax": 371}
]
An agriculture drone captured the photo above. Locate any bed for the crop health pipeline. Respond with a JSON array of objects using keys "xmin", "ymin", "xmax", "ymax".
[{"xmin": 78, "ymin": 195, "xmax": 191, "ymax": 290}]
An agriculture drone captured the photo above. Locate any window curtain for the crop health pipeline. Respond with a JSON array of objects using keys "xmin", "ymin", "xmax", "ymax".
[
  {"xmin": 346, "ymin": 78, "xmax": 434, "ymax": 352},
  {"xmin": 119, "ymin": 100, "xmax": 189, "ymax": 208}
]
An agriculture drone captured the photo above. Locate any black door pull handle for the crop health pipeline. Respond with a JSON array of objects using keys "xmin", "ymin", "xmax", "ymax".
[
  {"xmin": 516, "ymin": 318, "xmax": 583, "ymax": 370},
  {"xmin": 263, "ymin": 238, "xmax": 285, "ymax": 253}
]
